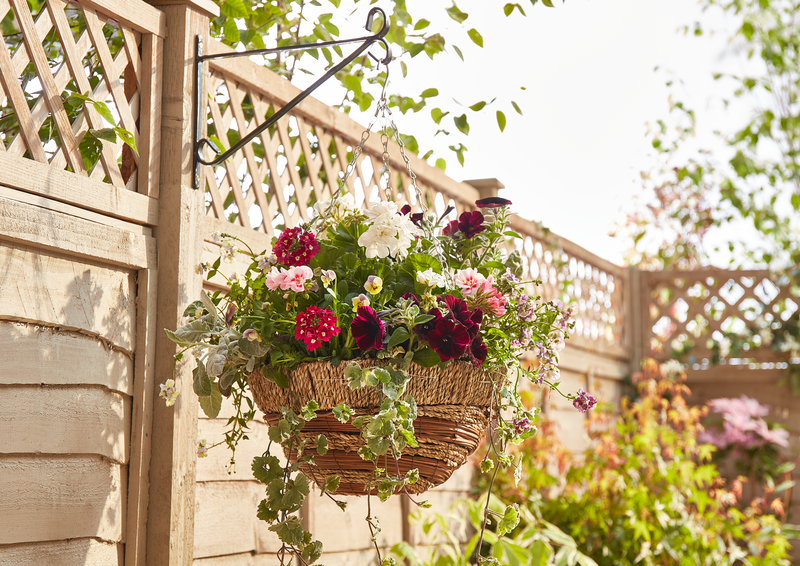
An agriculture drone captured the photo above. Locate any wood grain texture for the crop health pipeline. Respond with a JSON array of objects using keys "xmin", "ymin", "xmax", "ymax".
[
  {"xmin": 193, "ymin": 552, "xmax": 281, "ymax": 566},
  {"xmin": 0, "ymin": 196, "xmax": 156, "ymax": 270},
  {"xmin": 0, "ymin": 455, "xmax": 126, "ymax": 544},
  {"xmin": 78, "ymin": 0, "xmax": 167, "ymax": 36},
  {"xmin": 0, "ymin": 152, "xmax": 159, "ymax": 226},
  {"xmin": 0, "ymin": 538, "xmax": 122, "ymax": 566},
  {"xmin": 0, "ymin": 322, "xmax": 133, "ymax": 394},
  {"xmin": 0, "ymin": 243, "xmax": 135, "ymax": 351},
  {"xmin": 196, "ymin": 418, "xmax": 278, "ymax": 482},
  {"xmin": 0, "ymin": 385, "xmax": 131, "ymax": 463},
  {"xmin": 193, "ymin": 481, "xmax": 280, "ymax": 559},
  {"xmin": 306, "ymin": 491, "xmax": 404, "ymax": 554}
]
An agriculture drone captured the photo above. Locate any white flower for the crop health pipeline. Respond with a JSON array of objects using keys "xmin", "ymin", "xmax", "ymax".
[
  {"xmin": 210, "ymin": 230, "xmax": 222, "ymax": 243},
  {"xmin": 660, "ymin": 359, "xmax": 683, "ymax": 377},
  {"xmin": 229, "ymin": 272, "xmax": 244, "ymax": 286},
  {"xmin": 314, "ymin": 192, "xmax": 360, "ymax": 222},
  {"xmin": 220, "ymin": 238, "xmax": 237, "ymax": 263},
  {"xmin": 358, "ymin": 208, "xmax": 418, "ymax": 259},
  {"xmin": 195, "ymin": 262, "xmax": 209, "ymax": 276},
  {"xmin": 719, "ymin": 337, "xmax": 732, "ymax": 358},
  {"xmin": 321, "ymin": 269, "xmax": 336, "ymax": 288},
  {"xmin": 255, "ymin": 254, "xmax": 272, "ymax": 272},
  {"xmin": 363, "ymin": 200, "xmax": 400, "ymax": 222},
  {"xmin": 197, "ymin": 438, "xmax": 209, "ymax": 458},
  {"xmin": 159, "ymin": 379, "xmax": 179, "ymax": 406},
  {"xmin": 417, "ymin": 269, "xmax": 446, "ymax": 289}
]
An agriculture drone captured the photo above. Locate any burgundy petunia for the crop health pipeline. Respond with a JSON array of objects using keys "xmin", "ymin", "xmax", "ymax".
[
  {"xmin": 399, "ymin": 204, "xmax": 412, "ymax": 215},
  {"xmin": 401, "ymin": 292, "xmax": 420, "ymax": 305},
  {"xmin": 458, "ymin": 210, "xmax": 485, "ymax": 238},
  {"xmin": 469, "ymin": 336, "xmax": 488, "ymax": 366},
  {"xmin": 442, "ymin": 295, "xmax": 482, "ymax": 337},
  {"xmin": 410, "ymin": 212, "xmax": 424, "ymax": 225},
  {"xmin": 442, "ymin": 219, "xmax": 460, "ymax": 237},
  {"xmin": 475, "ymin": 197, "xmax": 512, "ymax": 208},
  {"xmin": 426, "ymin": 319, "xmax": 470, "ymax": 362},
  {"xmin": 350, "ymin": 306, "xmax": 385, "ymax": 352},
  {"xmin": 414, "ymin": 308, "xmax": 443, "ymax": 340}
]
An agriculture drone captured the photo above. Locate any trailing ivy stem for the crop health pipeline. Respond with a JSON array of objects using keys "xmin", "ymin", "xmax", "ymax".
[
  {"xmin": 474, "ymin": 385, "xmax": 499, "ymax": 564},
  {"xmin": 365, "ymin": 471, "xmax": 383, "ymax": 563}
]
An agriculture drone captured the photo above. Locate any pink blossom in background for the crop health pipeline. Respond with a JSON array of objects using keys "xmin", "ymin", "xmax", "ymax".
[{"xmin": 700, "ymin": 395, "xmax": 789, "ymax": 450}]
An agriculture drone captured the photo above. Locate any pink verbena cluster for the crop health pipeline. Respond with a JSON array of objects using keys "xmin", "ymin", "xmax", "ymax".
[
  {"xmin": 294, "ymin": 306, "xmax": 340, "ymax": 351},
  {"xmin": 699, "ymin": 395, "xmax": 789, "ymax": 450}
]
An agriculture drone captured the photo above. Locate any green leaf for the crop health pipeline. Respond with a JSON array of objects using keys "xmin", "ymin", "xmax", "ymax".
[
  {"xmin": 467, "ymin": 29, "xmax": 484, "ymax": 47},
  {"xmin": 222, "ymin": 17, "xmax": 240, "ymax": 44},
  {"xmin": 400, "ymin": 61, "xmax": 408, "ymax": 77},
  {"xmin": 320, "ymin": 475, "xmax": 340, "ymax": 496},
  {"xmin": 413, "ymin": 348, "xmax": 442, "ymax": 367},
  {"xmin": 388, "ymin": 327, "xmax": 411, "ymax": 349},
  {"xmin": 542, "ymin": 0, "xmax": 555, "ymax": 6},
  {"xmin": 316, "ymin": 434, "xmax": 328, "ymax": 455},
  {"xmin": 198, "ymin": 381, "xmax": 223, "ymax": 418},
  {"xmin": 435, "ymin": 158, "xmax": 446, "ymax": 171},
  {"xmin": 469, "ymin": 101, "xmax": 487, "ymax": 111},
  {"xmin": 332, "ymin": 403, "xmax": 353, "ymax": 423},
  {"xmin": 91, "ymin": 100, "xmax": 116, "ymax": 125},
  {"xmin": 269, "ymin": 516, "xmax": 306, "ymax": 545},
  {"xmin": 431, "ymin": 107, "xmax": 448, "ymax": 125},
  {"xmin": 114, "ymin": 127, "xmax": 138, "ymax": 156},
  {"xmin": 414, "ymin": 19, "xmax": 431, "ymax": 30},
  {"xmin": 301, "ymin": 540, "xmax": 323, "ymax": 564},
  {"xmin": 511, "ymin": 100, "xmax": 523, "ymax": 115},
  {"xmin": 496, "ymin": 504, "xmax": 520, "ymax": 536},
  {"xmin": 220, "ymin": 0, "xmax": 247, "ymax": 17},
  {"xmin": 192, "ymin": 362, "xmax": 212, "ymax": 397},
  {"xmin": 446, "ymin": 5, "xmax": 469, "ymax": 23},
  {"xmin": 257, "ymin": 498, "xmax": 278, "ymax": 523},
  {"xmin": 90, "ymin": 128, "xmax": 117, "ymax": 143},
  {"xmin": 420, "ymin": 88, "xmax": 439, "ymax": 98},
  {"xmin": 454, "ymin": 114, "xmax": 470, "ymax": 135},
  {"xmin": 453, "ymin": 45, "xmax": 464, "ymax": 61},
  {"xmin": 496, "ymin": 110, "xmax": 506, "ymax": 132},
  {"xmin": 252, "ymin": 455, "xmax": 283, "ymax": 485}
]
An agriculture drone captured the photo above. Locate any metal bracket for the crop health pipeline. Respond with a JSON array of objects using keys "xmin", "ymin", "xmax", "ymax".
[{"xmin": 192, "ymin": 7, "xmax": 391, "ymax": 189}]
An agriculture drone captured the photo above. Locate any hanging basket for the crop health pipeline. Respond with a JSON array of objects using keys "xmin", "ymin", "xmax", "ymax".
[{"xmin": 248, "ymin": 358, "xmax": 501, "ymax": 496}]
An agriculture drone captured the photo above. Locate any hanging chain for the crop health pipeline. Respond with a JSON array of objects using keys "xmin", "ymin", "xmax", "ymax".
[{"xmin": 312, "ymin": 60, "xmax": 452, "ymax": 286}]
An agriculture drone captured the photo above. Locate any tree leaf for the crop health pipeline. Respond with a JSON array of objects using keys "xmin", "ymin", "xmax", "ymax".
[
  {"xmin": 420, "ymin": 88, "xmax": 439, "ymax": 98},
  {"xmin": 414, "ymin": 19, "xmax": 430, "ymax": 30},
  {"xmin": 114, "ymin": 127, "xmax": 138, "ymax": 156},
  {"xmin": 469, "ymin": 101, "xmax": 487, "ymax": 111},
  {"xmin": 435, "ymin": 158, "xmax": 446, "ymax": 171},
  {"xmin": 453, "ymin": 45, "xmax": 464, "ymax": 61},
  {"xmin": 467, "ymin": 28, "xmax": 484, "ymax": 47},
  {"xmin": 454, "ymin": 113, "xmax": 470, "ymax": 135},
  {"xmin": 446, "ymin": 5, "xmax": 469, "ymax": 23},
  {"xmin": 511, "ymin": 100, "xmax": 523, "ymax": 115},
  {"xmin": 497, "ymin": 110, "xmax": 506, "ymax": 132},
  {"xmin": 220, "ymin": 0, "xmax": 247, "ymax": 17}
]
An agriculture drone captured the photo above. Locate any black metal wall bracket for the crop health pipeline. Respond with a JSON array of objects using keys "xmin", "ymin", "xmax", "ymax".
[{"xmin": 192, "ymin": 7, "xmax": 391, "ymax": 189}]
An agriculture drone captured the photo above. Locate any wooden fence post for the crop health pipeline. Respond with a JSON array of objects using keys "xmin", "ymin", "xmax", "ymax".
[
  {"xmin": 143, "ymin": 1, "xmax": 219, "ymax": 565},
  {"xmin": 464, "ymin": 178, "xmax": 505, "ymax": 200},
  {"xmin": 625, "ymin": 266, "xmax": 644, "ymax": 374}
]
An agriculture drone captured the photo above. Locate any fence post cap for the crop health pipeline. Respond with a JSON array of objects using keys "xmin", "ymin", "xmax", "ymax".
[{"xmin": 463, "ymin": 178, "xmax": 505, "ymax": 199}]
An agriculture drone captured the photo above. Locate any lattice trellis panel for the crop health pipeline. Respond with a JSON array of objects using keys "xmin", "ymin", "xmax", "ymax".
[
  {"xmin": 202, "ymin": 57, "xmax": 477, "ymax": 238},
  {"xmin": 644, "ymin": 270, "xmax": 798, "ymax": 362},
  {"xmin": 510, "ymin": 223, "xmax": 625, "ymax": 350},
  {"xmin": 0, "ymin": 0, "xmax": 154, "ymax": 192}
]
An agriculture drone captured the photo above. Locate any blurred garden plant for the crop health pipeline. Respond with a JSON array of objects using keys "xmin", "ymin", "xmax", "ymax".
[{"xmin": 472, "ymin": 358, "xmax": 799, "ymax": 566}]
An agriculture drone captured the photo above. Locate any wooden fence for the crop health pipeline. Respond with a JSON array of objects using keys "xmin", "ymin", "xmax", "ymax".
[
  {"xmin": 0, "ymin": 0, "xmax": 164, "ymax": 565},
  {"xmin": 0, "ymin": 1, "xmax": 796, "ymax": 564}
]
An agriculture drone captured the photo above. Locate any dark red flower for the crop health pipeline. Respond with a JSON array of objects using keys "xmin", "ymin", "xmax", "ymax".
[
  {"xmin": 469, "ymin": 336, "xmax": 488, "ymax": 366},
  {"xmin": 410, "ymin": 212, "xmax": 424, "ymax": 225},
  {"xmin": 401, "ymin": 293, "xmax": 420, "ymax": 305},
  {"xmin": 458, "ymin": 211, "xmax": 485, "ymax": 238},
  {"xmin": 426, "ymin": 319, "xmax": 470, "ymax": 362},
  {"xmin": 274, "ymin": 227, "xmax": 320, "ymax": 266},
  {"xmin": 475, "ymin": 197, "xmax": 512, "ymax": 208},
  {"xmin": 399, "ymin": 204, "xmax": 412, "ymax": 215},
  {"xmin": 414, "ymin": 308, "xmax": 442, "ymax": 340},
  {"xmin": 351, "ymin": 306, "xmax": 385, "ymax": 351},
  {"xmin": 442, "ymin": 219, "xmax": 460, "ymax": 237},
  {"xmin": 442, "ymin": 295, "xmax": 482, "ymax": 337}
]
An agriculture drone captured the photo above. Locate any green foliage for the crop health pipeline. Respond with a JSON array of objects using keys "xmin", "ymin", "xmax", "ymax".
[
  {"xmin": 481, "ymin": 359, "xmax": 799, "ymax": 566},
  {"xmin": 207, "ymin": 0, "xmax": 555, "ymax": 166}
]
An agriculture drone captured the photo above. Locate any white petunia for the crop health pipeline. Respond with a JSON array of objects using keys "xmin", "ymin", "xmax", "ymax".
[
  {"xmin": 416, "ymin": 269, "xmax": 446, "ymax": 288},
  {"xmin": 358, "ymin": 209, "xmax": 418, "ymax": 259},
  {"xmin": 314, "ymin": 192, "xmax": 360, "ymax": 221}
]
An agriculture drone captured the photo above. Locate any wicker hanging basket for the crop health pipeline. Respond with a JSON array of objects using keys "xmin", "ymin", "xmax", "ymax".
[{"xmin": 248, "ymin": 358, "xmax": 500, "ymax": 496}]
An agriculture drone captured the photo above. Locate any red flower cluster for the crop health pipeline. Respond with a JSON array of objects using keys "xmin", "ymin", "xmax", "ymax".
[
  {"xmin": 274, "ymin": 227, "xmax": 320, "ymax": 266},
  {"xmin": 295, "ymin": 306, "xmax": 340, "ymax": 351},
  {"xmin": 442, "ymin": 211, "xmax": 485, "ymax": 239},
  {"xmin": 413, "ymin": 294, "xmax": 487, "ymax": 365}
]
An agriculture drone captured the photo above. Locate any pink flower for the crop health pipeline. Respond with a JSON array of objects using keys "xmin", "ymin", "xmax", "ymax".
[
  {"xmin": 454, "ymin": 268, "xmax": 486, "ymax": 297},
  {"xmin": 285, "ymin": 266, "xmax": 313, "ymax": 292},
  {"xmin": 265, "ymin": 267, "xmax": 288, "ymax": 291}
]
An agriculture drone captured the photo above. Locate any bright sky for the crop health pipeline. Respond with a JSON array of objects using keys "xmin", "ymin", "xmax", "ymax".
[{"xmin": 295, "ymin": 0, "xmax": 740, "ymax": 265}]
